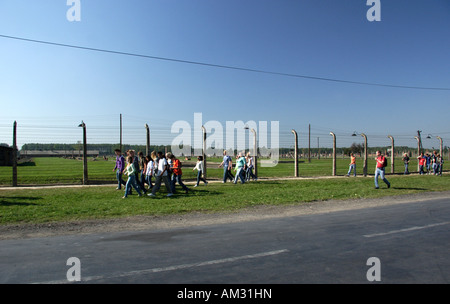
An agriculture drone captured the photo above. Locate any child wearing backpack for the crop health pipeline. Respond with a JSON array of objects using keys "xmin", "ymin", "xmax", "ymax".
[
  {"xmin": 374, "ymin": 151, "xmax": 390, "ymax": 189},
  {"xmin": 417, "ymin": 153, "xmax": 426, "ymax": 175}
]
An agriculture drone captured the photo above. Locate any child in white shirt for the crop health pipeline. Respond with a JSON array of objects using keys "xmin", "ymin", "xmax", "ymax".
[{"xmin": 193, "ymin": 156, "xmax": 208, "ymax": 187}]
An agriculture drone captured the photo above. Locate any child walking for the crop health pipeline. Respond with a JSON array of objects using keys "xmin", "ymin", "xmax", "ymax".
[
  {"xmin": 123, "ymin": 156, "xmax": 142, "ymax": 198},
  {"xmin": 145, "ymin": 154, "xmax": 155, "ymax": 190},
  {"xmin": 193, "ymin": 156, "xmax": 208, "ymax": 187},
  {"xmin": 346, "ymin": 153, "xmax": 356, "ymax": 177},
  {"xmin": 148, "ymin": 152, "xmax": 173, "ymax": 197}
]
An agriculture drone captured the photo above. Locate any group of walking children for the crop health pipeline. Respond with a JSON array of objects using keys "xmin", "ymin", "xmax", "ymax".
[
  {"xmin": 345, "ymin": 150, "xmax": 444, "ymax": 191},
  {"xmin": 345, "ymin": 151, "xmax": 391, "ymax": 189},
  {"xmin": 114, "ymin": 149, "xmax": 208, "ymax": 198},
  {"xmin": 218, "ymin": 150, "xmax": 257, "ymax": 184},
  {"xmin": 416, "ymin": 151, "xmax": 444, "ymax": 175}
]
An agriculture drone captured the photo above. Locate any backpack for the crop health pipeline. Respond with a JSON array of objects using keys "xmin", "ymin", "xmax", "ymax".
[{"xmin": 382, "ymin": 157, "xmax": 388, "ymax": 167}]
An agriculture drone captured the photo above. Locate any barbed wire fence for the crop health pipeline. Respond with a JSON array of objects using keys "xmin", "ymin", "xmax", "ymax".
[{"xmin": 0, "ymin": 115, "xmax": 448, "ymax": 186}]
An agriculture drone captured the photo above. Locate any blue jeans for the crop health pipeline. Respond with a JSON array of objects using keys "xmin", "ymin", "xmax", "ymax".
[
  {"xmin": 347, "ymin": 164, "xmax": 356, "ymax": 176},
  {"xmin": 171, "ymin": 174, "xmax": 189, "ymax": 192},
  {"xmin": 404, "ymin": 163, "xmax": 409, "ymax": 174},
  {"xmin": 246, "ymin": 166, "xmax": 257, "ymax": 180},
  {"xmin": 116, "ymin": 171, "xmax": 126, "ymax": 189},
  {"xmin": 432, "ymin": 163, "xmax": 437, "ymax": 174},
  {"xmin": 375, "ymin": 168, "xmax": 390, "ymax": 188},
  {"xmin": 223, "ymin": 166, "xmax": 234, "ymax": 183},
  {"xmin": 124, "ymin": 175, "xmax": 142, "ymax": 197},
  {"xmin": 196, "ymin": 170, "xmax": 207, "ymax": 185},
  {"xmin": 140, "ymin": 170, "xmax": 147, "ymax": 188},
  {"xmin": 135, "ymin": 171, "xmax": 146, "ymax": 193},
  {"xmin": 234, "ymin": 167, "xmax": 246, "ymax": 184},
  {"xmin": 419, "ymin": 165, "xmax": 425, "ymax": 175}
]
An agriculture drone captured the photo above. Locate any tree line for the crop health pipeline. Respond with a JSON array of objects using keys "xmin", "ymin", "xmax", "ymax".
[
  {"xmin": 20, "ymin": 143, "xmax": 168, "ymax": 156},
  {"xmin": 19, "ymin": 143, "xmax": 443, "ymax": 158}
]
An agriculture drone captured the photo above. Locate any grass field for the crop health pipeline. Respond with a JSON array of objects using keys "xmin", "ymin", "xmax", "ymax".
[
  {"xmin": 0, "ymin": 156, "xmax": 435, "ymax": 186},
  {"xmin": 0, "ymin": 173, "xmax": 449, "ymax": 225}
]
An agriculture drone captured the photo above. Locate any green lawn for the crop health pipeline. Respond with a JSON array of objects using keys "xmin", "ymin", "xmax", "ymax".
[
  {"xmin": 0, "ymin": 174, "xmax": 449, "ymax": 225},
  {"xmin": 0, "ymin": 156, "xmax": 433, "ymax": 186}
]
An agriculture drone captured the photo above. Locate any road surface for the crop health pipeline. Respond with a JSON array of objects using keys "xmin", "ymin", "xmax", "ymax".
[{"xmin": 0, "ymin": 194, "xmax": 449, "ymax": 285}]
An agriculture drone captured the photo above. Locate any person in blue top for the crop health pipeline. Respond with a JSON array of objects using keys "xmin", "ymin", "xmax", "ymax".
[{"xmin": 218, "ymin": 150, "xmax": 234, "ymax": 183}]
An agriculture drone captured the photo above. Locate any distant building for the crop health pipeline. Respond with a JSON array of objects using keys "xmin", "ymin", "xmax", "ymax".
[
  {"xmin": 0, "ymin": 145, "xmax": 13, "ymax": 166},
  {"xmin": 21, "ymin": 150, "xmax": 100, "ymax": 158}
]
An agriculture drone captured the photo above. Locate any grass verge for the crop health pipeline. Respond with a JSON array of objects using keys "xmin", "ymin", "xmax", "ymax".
[{"xmin": 0, "ymin": 174, "xmax": 449, "ymax": 225}]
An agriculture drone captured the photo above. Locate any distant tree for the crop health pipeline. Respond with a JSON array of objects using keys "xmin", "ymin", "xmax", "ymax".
[{"xmin": 350, "ymin": 143, "xmax": 363, "ymax": 156}]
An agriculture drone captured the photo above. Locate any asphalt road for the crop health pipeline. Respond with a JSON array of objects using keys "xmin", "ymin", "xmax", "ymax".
[{"xmin": 0, "ymin": 196, "xmax": 449, "ymax": 285}]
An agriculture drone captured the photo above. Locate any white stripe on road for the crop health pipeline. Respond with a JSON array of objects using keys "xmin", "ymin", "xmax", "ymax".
[
  {"xmin": 34, "ymin": 249, "xmax": 289, "ymax": 284},
  {"xmin": 363, "ymin": 221, "xmax": 450, "ymax": 238}
]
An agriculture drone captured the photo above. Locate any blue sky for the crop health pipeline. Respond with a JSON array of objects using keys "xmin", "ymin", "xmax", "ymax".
[{"xmin": 0, "ymin": 0, "xmax": 449, "ymax": 150}]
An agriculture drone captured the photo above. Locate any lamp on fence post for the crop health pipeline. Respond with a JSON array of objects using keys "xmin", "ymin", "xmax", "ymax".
[
  {"xmin": 78, "ymin": 121, "xmax": 88, "ymax": 185},
  {"xmin": 201, "ymin": 125, "xmax": 207, "ymax": 179},
  {"xmin": 388, "ymin": 135, "xmax": 394, "ymax": 174},
  {"xmin": 330, "ymin": 132, "xmax": 336, "ymax": 176},
  {"xmin": 145, "ymin": 124, "xmax": 150, "ymax": 156},
  {"xmin": 12, "ymin": 121, "xmax": 18, "ymax": 187},
  {"xmin": 292, "ymin": 129, "xmax": 298, "ymax": 177},
  {"xmin": 428, "ymin": 134, "xmax": 443, "ymax": 159}
]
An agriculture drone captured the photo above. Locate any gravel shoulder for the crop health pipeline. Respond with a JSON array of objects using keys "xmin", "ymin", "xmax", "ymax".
[{"xmin": 1, "ymin": 190, "xmax": 449, "ymax": 241}]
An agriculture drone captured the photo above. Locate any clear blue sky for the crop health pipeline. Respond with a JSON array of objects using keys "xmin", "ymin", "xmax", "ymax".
[{"xmin": 0, "ymin": 0, "xmax": 449, "ymax": 151}]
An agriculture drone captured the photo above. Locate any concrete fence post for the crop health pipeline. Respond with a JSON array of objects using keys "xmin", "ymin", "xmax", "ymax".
[
  {"xmin": 12, "ymin": 121, "xmax": 18, "ymax": 187},
  {"xmin": 201, "ymin": 125, "xmax": 207, "ymax": 179},
  {"xmin": 292, "ymin": 129, "xmax": 298, "ymax": 177},
  {"xmin": 251, "ymin": 128, "xmax": 257, "ymax": 177},
  {"xmin": 145, "ymin": 124, "xmax": 150, "ymax": 156},
  {"xmin": 330, "ymin": 132, "xmax": 336, "ymax": 176},
  {"xmin": 388, "ymin": 135, "xmax": 394, "ymax": 174},
  {"xmin": 78, "ymin": 121, "xmax": 88, "ymax": 185},
  {"xmin": 361, "ymin": 133, "xmax": 368, "ymax": 177}
]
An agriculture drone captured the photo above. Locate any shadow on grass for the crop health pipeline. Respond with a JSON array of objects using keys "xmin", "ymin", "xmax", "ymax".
[
  {"xmin": 391, "ymin": 187, "xmax": 428, "ymax": 191},
  {"xmin": 0, "ymin": 196, "xmax": 42, "ymax": 206},
  {"xmin": 242, "ymin": 181, "xmax": 283, "ymax": 185},
  {"xmin": 144, "ymin": 188, "xmax": 223, "ymax": 199},
  {"xmin": 18, "ymin": 161, "xmax": 36, "ymax": 167}
]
